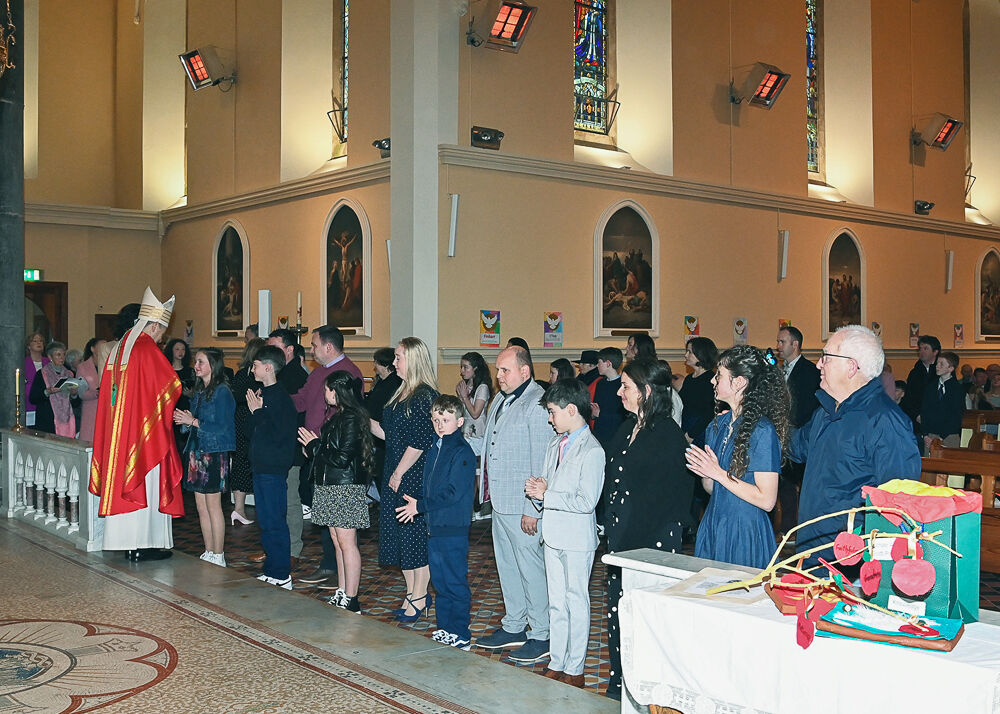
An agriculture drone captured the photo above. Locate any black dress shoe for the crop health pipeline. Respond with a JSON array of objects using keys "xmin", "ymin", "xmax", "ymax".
[{"xmin": 126, "ymin": 548, "xmax": 173, "ymax": 561}]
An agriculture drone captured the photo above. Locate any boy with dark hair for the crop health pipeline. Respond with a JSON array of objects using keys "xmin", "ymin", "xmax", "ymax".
[
  {"xmin": 247, "ymin": 345, "xmax": 300, "ymax": 590},
  {"xmin": 919, "ymin": 350, "xmax": 965, "ymax": 450},
  {"xmin": 525, "ymin": 379, "xmax": 604, "ymax": 688},
  {"xmin": 589, "ymin": 347, "xmax": 626, "ymax": 446},
  {"xmin": 396, "ymin": 394, "xmax": 477, "ymax": 649}
]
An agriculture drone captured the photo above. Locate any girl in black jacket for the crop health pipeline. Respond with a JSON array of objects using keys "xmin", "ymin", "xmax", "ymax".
[{"xmin": 298, "ymin": 371, "xmax": 374, "ymax": 613}]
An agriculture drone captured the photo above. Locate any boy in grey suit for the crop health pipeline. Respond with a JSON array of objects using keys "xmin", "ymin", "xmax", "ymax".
[{"xmin": 526, "ymin": 380, "xmax": 605, "ymax": 687}]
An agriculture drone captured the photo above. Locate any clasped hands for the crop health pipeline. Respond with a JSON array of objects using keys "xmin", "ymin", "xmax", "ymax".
[
  {"xmin": 245, "ymin": 389, "xmax": 263, "ymax": 413},
  {"xmin": 173, "ymin": 409, "xmax": 196, "ymax": 426},
  {"xmin": 684, "ymin": 443, "xmax": 726, "ymax": 482}
]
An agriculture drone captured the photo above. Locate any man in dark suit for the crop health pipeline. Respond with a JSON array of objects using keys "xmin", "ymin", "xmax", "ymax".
[
  {"xmin": 775, "ymin": 326, "xmax": 820, "ymax": 535},
  {"xmin": 900, "ymin": 335, "xmax": 941, "ymax": 431}
]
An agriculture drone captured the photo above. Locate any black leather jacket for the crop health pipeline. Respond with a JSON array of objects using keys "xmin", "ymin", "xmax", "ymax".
[{"xmin": 306, "ymin": 409, "xmax": 370, "ymax": 487}]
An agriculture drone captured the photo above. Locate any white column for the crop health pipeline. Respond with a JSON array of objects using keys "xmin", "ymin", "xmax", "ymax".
[
  {"xmin": 970, "ymin": 0, "xmax": 1000, "ymax": 223},
  {"xmin": 616, "ymin": 0, "xmax": 672, "ymax": 175},
  {"xmin": 824, "ymin": 0, "xmax": 874, "ymax": 206},
  {"xmin": 280, "ymin": 0, "xmax": 334, "ymax": 181},
  {"xmin": 142, "ymin": 0, "xmax": 186, "ymax": 210},
  {"xmin": 389, "ymin": 0, "xmax": 461, "ymax": 358}
]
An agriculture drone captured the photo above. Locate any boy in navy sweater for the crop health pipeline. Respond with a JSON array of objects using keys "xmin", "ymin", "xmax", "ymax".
[
  {"xmin": 247, "ymin": 345, "xmax": 299, "ymax": 590},
  {"xmin": 396, "ymin": 394, "xmax": 476, "ymax": 649}
]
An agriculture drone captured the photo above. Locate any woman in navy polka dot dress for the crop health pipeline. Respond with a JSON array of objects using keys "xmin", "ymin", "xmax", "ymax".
[
  {"xmin": 603, "ymin": 359, "xmax": 694, "ymax": 701},
  {"xmin": 370, "ymin": 337, "xmax": 439, "ymax": 619}
]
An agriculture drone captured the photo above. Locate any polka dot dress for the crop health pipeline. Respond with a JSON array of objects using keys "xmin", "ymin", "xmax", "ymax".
[{"xmin": 378, "ymin": 385, "xmax": 438, "ymax": 570}]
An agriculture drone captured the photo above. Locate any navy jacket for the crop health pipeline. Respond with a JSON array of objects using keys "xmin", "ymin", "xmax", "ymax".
[
  {"xmin": 248, "ymin": 383, "xmax": 298, "ymax": 474},
  {"xmin": 792, "ymin": 377, "xmax": 921, "ymax": 559},
  {"xmin": 919, "ymin": 377, "xmax": 965, "ymax": 439},
  {"xmin": 183, "ymin": 384, "xmax": 236, "ymax": 455},
  {"xmin": 416, "ymin": 430, "xmax": 476, "ymax": 538}
]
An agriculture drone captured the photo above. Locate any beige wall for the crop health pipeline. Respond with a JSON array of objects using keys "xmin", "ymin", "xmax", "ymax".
[
  {"xmin": 24, "ymin": 223, "xmax": 162, "ymax": 350},
  {"xmin": 346, "ymin": 0, "xmax": 391, "ymax": 169},
  {"xmin": 114, "ymin": 0, "xmax": 144, "ymax": 209}
]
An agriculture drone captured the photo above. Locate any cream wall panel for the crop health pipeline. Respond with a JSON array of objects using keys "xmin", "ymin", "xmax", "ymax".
[
  {"xmin": 114, "ymin": 0, "xmax": 144, "ymax": 210},
  {"xmin": 235, "ymin": 0, "xmax": 282, "ymax": 193},
  {"xmin": 970, "ymin": 0, "xmax": 1000, "ymax": 224},
  {"xmin": 345, "ymin": 0, "xmax": 390, "ymax": 169}
]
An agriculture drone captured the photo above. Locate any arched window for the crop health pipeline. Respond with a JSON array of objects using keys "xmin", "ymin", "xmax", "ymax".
[
  {"xmin": 806, "ymin": 0, "xmax": 825, "ymax": 176},
  {"xmin": 338, "ymin": 0, "xmax": 349, "ymax": 142},
  {"xmin": 574, "ymin": 1, "xmax": 617, "ymax": 138}
]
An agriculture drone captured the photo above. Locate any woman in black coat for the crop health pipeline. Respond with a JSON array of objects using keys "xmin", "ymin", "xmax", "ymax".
[{"xmin": 603, "ymin": 358, "xmax": 694, "ymax": 701}]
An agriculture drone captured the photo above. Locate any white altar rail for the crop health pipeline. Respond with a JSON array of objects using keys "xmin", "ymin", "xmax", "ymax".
[{"xmin": 1, "ymin": 428, "xmax": 102, "ymax": 551}]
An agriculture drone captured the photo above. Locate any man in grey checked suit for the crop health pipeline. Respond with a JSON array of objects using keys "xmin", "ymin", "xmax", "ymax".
[{"xmin": 473, "ymin": 346, "xmax": 553, "ymax": 663}]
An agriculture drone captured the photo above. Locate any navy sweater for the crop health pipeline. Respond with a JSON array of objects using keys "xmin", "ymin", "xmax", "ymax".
[
  {"xmin": 248, "ymin": 383, "xmax": 298, "ymax": 474},
  {"xmin": 416, "ymin": 430, "xmax": 477, "ymax": 538}
]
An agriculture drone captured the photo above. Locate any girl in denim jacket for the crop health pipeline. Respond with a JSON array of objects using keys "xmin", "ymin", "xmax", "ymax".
[{"xmin": 175, "ymin": 347, "xmax": 236, "ymax": 566}]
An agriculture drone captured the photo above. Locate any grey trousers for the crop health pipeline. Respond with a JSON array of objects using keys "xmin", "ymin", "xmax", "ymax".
[
  {"xmin": 544, "ymin": 545, "xmax": 595, "ymax": 675},
  {"xmin": 286, "ymin": 465, "xmax": 303, "ymax": 557},
  {"xmin": 492, "ymin": 511, "xmax": 549, "ymax": 639}
]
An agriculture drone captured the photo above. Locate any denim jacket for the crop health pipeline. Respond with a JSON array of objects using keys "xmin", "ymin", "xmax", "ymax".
[{"xmin": 182, "ymin": 384, "xmax": 236, "ymax": 455}]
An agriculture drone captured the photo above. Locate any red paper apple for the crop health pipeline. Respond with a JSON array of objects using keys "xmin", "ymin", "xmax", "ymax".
[
  {"xmin": 860, "ymin": 559, "xmax": 882, "ymax": 596},
  {"xmin": 833, "ymin": 531, "xmax": 865, "ymax": 565},
  {"xmin": 891, "ymin": 558, "xmax": 936, "ymax": 597},
  {"xmin": 807, "ymin": 598, "xmax": 835, "ymax": 621},
  {"xmin": 773, "ymin": 573, "xmax": 811, "ymax": 607},
  {"xmin": 796, "ymin": 612, "xmax": 816, "ymax": 649},
  {"xmin": 891, "ymin": 537, "xmax": 923, "ymax": 562},
  {"xmin": 900, "ymin": 622, "xmax": 940, "ymax": 637}
]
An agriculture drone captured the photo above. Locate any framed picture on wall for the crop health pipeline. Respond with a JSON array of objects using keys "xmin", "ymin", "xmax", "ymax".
[
  {"xmin": 976, "ymin": 248, "xmax": 1000, "ymax": 340},
  {"xmin": 213, "ymin": 221, "xmax": 249, "ymax": 336},
  {"xmin": 321, "ymin": 199, "xmax": 372, "ymax": 337},
  {"xmin": 594, "ymin": 200, "xmax": 659, "ymax": 338},
  {"xmin": 822, "ymin": 230, "xmax": 865, "ymax": 338}
]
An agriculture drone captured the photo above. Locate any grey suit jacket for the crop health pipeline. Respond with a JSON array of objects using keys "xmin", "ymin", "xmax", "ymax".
[
  {"xmin": 538, "ymin": 428, "xmax": 605, "ymax": 552},
  {"xmin": 480, "ymin": 380, "xmax": 553, "ymax": 516}
]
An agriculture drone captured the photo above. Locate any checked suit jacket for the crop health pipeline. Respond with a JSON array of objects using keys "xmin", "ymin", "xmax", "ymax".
[{"xmin": 480, "ymin": 379, "xmax": 553, "ymax": 517}]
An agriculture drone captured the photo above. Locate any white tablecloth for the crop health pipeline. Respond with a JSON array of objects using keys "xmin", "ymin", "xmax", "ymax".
[{"xmin": 620, "ymin": 584, "xmax": 1000, "ymax": 714}]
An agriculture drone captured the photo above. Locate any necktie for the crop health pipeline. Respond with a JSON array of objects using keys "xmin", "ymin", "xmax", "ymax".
[
  {"xmin": 558, "ymin": 434, "xmax": 569, "ymax": 465},
  {"xmin": 939, "ymin": 382, "xmax": 945, "ymax": 399}
]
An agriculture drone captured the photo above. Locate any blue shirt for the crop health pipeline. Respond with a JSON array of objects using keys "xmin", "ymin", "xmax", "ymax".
[{"xmin": 792, "ymin": 377, "xmax": 921, "ymax": 559}]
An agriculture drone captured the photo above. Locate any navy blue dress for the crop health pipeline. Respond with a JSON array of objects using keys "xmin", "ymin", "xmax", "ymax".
[
  {"xmin": 695, "ymin": 412, "xmax": 781, "ymax": 569},
  {"xmin": 378, "ymin": 385, "xmax": 438, "ymax": 569}
]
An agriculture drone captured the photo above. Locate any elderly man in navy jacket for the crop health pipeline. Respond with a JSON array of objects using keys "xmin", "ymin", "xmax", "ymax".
[{"xmin": 791, "ymin": 325, "xmax": 921, "ymax": 565}]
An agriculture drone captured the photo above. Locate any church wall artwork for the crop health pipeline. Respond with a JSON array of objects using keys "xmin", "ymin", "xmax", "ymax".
[
  {"xmin": 322, "ymin": 199, "xmax": 372, "ymax": 337},
  {"xmin": 594, "ymin": 201, "xmax": 659, "ymax": 337},
  {"xmin": 977, "ymin": 248, "xmax": 1000, "ymax": 339},
  {"xmin": 823, "ymin": 230, "xmax": 864, "ymax": 338},
  {"xmin": 213, "ymin": 223, "xmax": 248, "ymax": 336}
]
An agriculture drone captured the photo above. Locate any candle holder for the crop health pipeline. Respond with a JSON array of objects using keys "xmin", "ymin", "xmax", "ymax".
[
  {"xmin": 13, "ymin": 372, "xmax": 24, "ymax": 432},
  {"xmin": 291, "ymin": 320, "xmax": 310, "ymax": 343}
]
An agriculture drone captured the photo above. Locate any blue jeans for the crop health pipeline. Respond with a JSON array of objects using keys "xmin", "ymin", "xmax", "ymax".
[
  {"xmin": 428, "ymin": 534, "xmax": 471, "ymax": 640},
  {"xmin": 253, "ymin": 471, "xmax": 290, "ymax": 579}
]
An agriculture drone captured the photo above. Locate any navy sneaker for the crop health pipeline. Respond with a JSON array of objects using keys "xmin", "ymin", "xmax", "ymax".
[
  {"xmin": 506, "ymin": 638, "xmax": 550, "ymax": 663},
  {"xmin": 474, "ymin": 627, "xmax": 528, "ymax": 650}
]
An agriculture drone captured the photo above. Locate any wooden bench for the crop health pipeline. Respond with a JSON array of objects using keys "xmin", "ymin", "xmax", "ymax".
[{"xmin": 922, "ymin": 439, "xmax": 1000, "ymax": 572}]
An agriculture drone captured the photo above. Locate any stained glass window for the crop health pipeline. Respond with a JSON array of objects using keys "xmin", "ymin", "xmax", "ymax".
[
  {"xmin": 806, "ymin": 0, "xmax": 822, "ymax": 174},
  {"xmin": 342, "ymin": 0, "xmax": 349, "ymax": 141},
  {"xmin": 574, "ymin": 1, "xmax": 608, "ymax": 133}
]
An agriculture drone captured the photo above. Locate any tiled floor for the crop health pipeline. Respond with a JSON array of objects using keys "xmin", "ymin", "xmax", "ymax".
[
  {"xmin": 172, "ymin": 493, "xmax": 617, "ymax": 696},
  {"xmin": 173, "ymin": 494, "xmax": 1000, "ymax": 701}
]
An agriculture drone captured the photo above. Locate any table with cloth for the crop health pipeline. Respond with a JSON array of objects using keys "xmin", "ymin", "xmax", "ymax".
[{"xmin": 606, "ymin": 549, "xmax": 1000, "ymax": 714}]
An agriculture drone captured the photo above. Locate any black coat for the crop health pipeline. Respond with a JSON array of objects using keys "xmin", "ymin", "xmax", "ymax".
[
  {"xmin": 786, "ymin": 356, "xmax": 821, "ymax": 428},
  {"xmin": 306, "ymin": 409, "xmax": 370, "ymax": 487},
  {"xmin": 604, "ymin": 416, "xmax": 694, "ymax": 554}
]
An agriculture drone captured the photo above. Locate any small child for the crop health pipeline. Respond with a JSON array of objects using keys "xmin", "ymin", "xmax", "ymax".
[
  {"xmin": 589, "ymin": 346, "xmax": 626, "ymax": 446},
  {"xmin": 919, "ymin": 351, "xmax": 965, "ymax": 450},
  {"xmin": 524, "ymin": 379, "xmax": 605, "ymax": 688},
  {"xmin": 247, "ymin": 345, "xmax": 299, "ymax": 590},
  {"xmin": 396, "ymin": 394, "xmax": 476, "ymax": 649}
]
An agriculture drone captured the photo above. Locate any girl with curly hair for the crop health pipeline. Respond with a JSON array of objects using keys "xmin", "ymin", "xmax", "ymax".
[{"xmin": 685, "ymin": 344, "xmax": 789, "ymax": 569}]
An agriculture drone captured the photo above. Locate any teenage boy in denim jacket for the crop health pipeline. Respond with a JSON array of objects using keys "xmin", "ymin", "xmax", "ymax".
[{"xmin": 396, "ymin": 394, "xmax": 476, "ymax": 649}]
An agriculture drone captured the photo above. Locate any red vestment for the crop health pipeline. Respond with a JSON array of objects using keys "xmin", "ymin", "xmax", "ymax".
[{"xmin": 88, "ymin": 331, "xmax": 185, "ymax": 517}]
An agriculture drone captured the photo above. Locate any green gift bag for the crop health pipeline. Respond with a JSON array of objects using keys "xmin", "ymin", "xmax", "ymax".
[{"xmin": 862, "ymin": 479, "xmax": 981, "ymax": 624}]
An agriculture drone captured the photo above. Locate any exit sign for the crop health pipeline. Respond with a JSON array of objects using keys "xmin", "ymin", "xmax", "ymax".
[{"xmin": 24, "ymin": 269, "xmax": 42, "ymax": 281}]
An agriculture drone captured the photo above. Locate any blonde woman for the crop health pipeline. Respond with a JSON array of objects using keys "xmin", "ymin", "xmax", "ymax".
[{"xmin": 370, "ymin": 337, "xmax": 439, "ymax": 622}]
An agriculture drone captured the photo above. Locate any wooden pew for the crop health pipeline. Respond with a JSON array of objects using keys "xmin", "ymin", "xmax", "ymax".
[{"xmin": 922, "ymin": 439, "xmax": 1000, "ymax": 572}]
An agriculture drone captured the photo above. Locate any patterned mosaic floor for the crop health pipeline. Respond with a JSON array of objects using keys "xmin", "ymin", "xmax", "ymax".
[{"xmin": 171, "ymin": 493, "xmax": 619, "ymax": 696}]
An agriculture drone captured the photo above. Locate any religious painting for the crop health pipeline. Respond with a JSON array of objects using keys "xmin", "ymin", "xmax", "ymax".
[
  {"xmin": 213, "ymin": 224, "xmax": 248, "ymax": 336},
  {"xmin": 823, "ymin": 231, "xmax": 864, "ymax": 338},
  {"xmin": 595, "ymin": 201, "xmax": 659, "ymax": 337},
  {"xmin": 322, "ymin": 199, "xmax": 371, "ymax": 336},
  {"xmin": 977, "ymin": 248, "xmax": 1000, "ymax": 339}
]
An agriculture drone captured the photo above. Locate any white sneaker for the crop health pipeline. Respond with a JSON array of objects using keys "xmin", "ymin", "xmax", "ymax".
[
  {"xmin": 199, "ymin": 551, "xmax": 212, "ymax": 561},
  {"xmin": 256, "ymin": 573, "xmax": 293, "ymax": 590},
  {"xmin": 211, "ymin": 552, "xmax": 227, "ymax": 567},
  {"xmin": 323, "ymin": 589, "xmax": 347, "ymax": 607},
  {"xmin": 431, "ymin": 629, "xmax": 451, "ymax": 642},
  {"xmin": 302, "ymin": 505, "xmax": 312, "ymax": 520},
  {"xmin": 441, "ymin": 632, "xmax": 471, "ymax": 650}
]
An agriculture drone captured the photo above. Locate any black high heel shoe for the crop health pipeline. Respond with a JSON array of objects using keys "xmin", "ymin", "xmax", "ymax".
[{"xmin": 394, "ymin": 594, "xmax": 432, "ymax": 623}]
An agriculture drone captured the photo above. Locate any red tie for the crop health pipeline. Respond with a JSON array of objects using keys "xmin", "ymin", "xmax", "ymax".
[{"xmin": 558, "ymin": 434, "xmax": 569, "ymax": 465}]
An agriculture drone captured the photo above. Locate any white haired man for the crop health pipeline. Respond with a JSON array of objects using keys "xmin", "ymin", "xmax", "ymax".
[{"xmin": 791, "ymin": 325, "xmax": 920, "ymax": 564}]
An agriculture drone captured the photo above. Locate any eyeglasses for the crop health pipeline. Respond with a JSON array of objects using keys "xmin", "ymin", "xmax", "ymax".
[{"xmin": 819, "ymin": 351, "xmax": 856, "ymax": 366}]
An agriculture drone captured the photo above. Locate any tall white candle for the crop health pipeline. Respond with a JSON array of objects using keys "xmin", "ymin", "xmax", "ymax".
[
  {"xmin": 297, "ymin": 291, "xmax": 302, "ymax": 310},
  {"xmin": 15, "ymin": 367, "xmax": 20, "ymax": 404}
]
